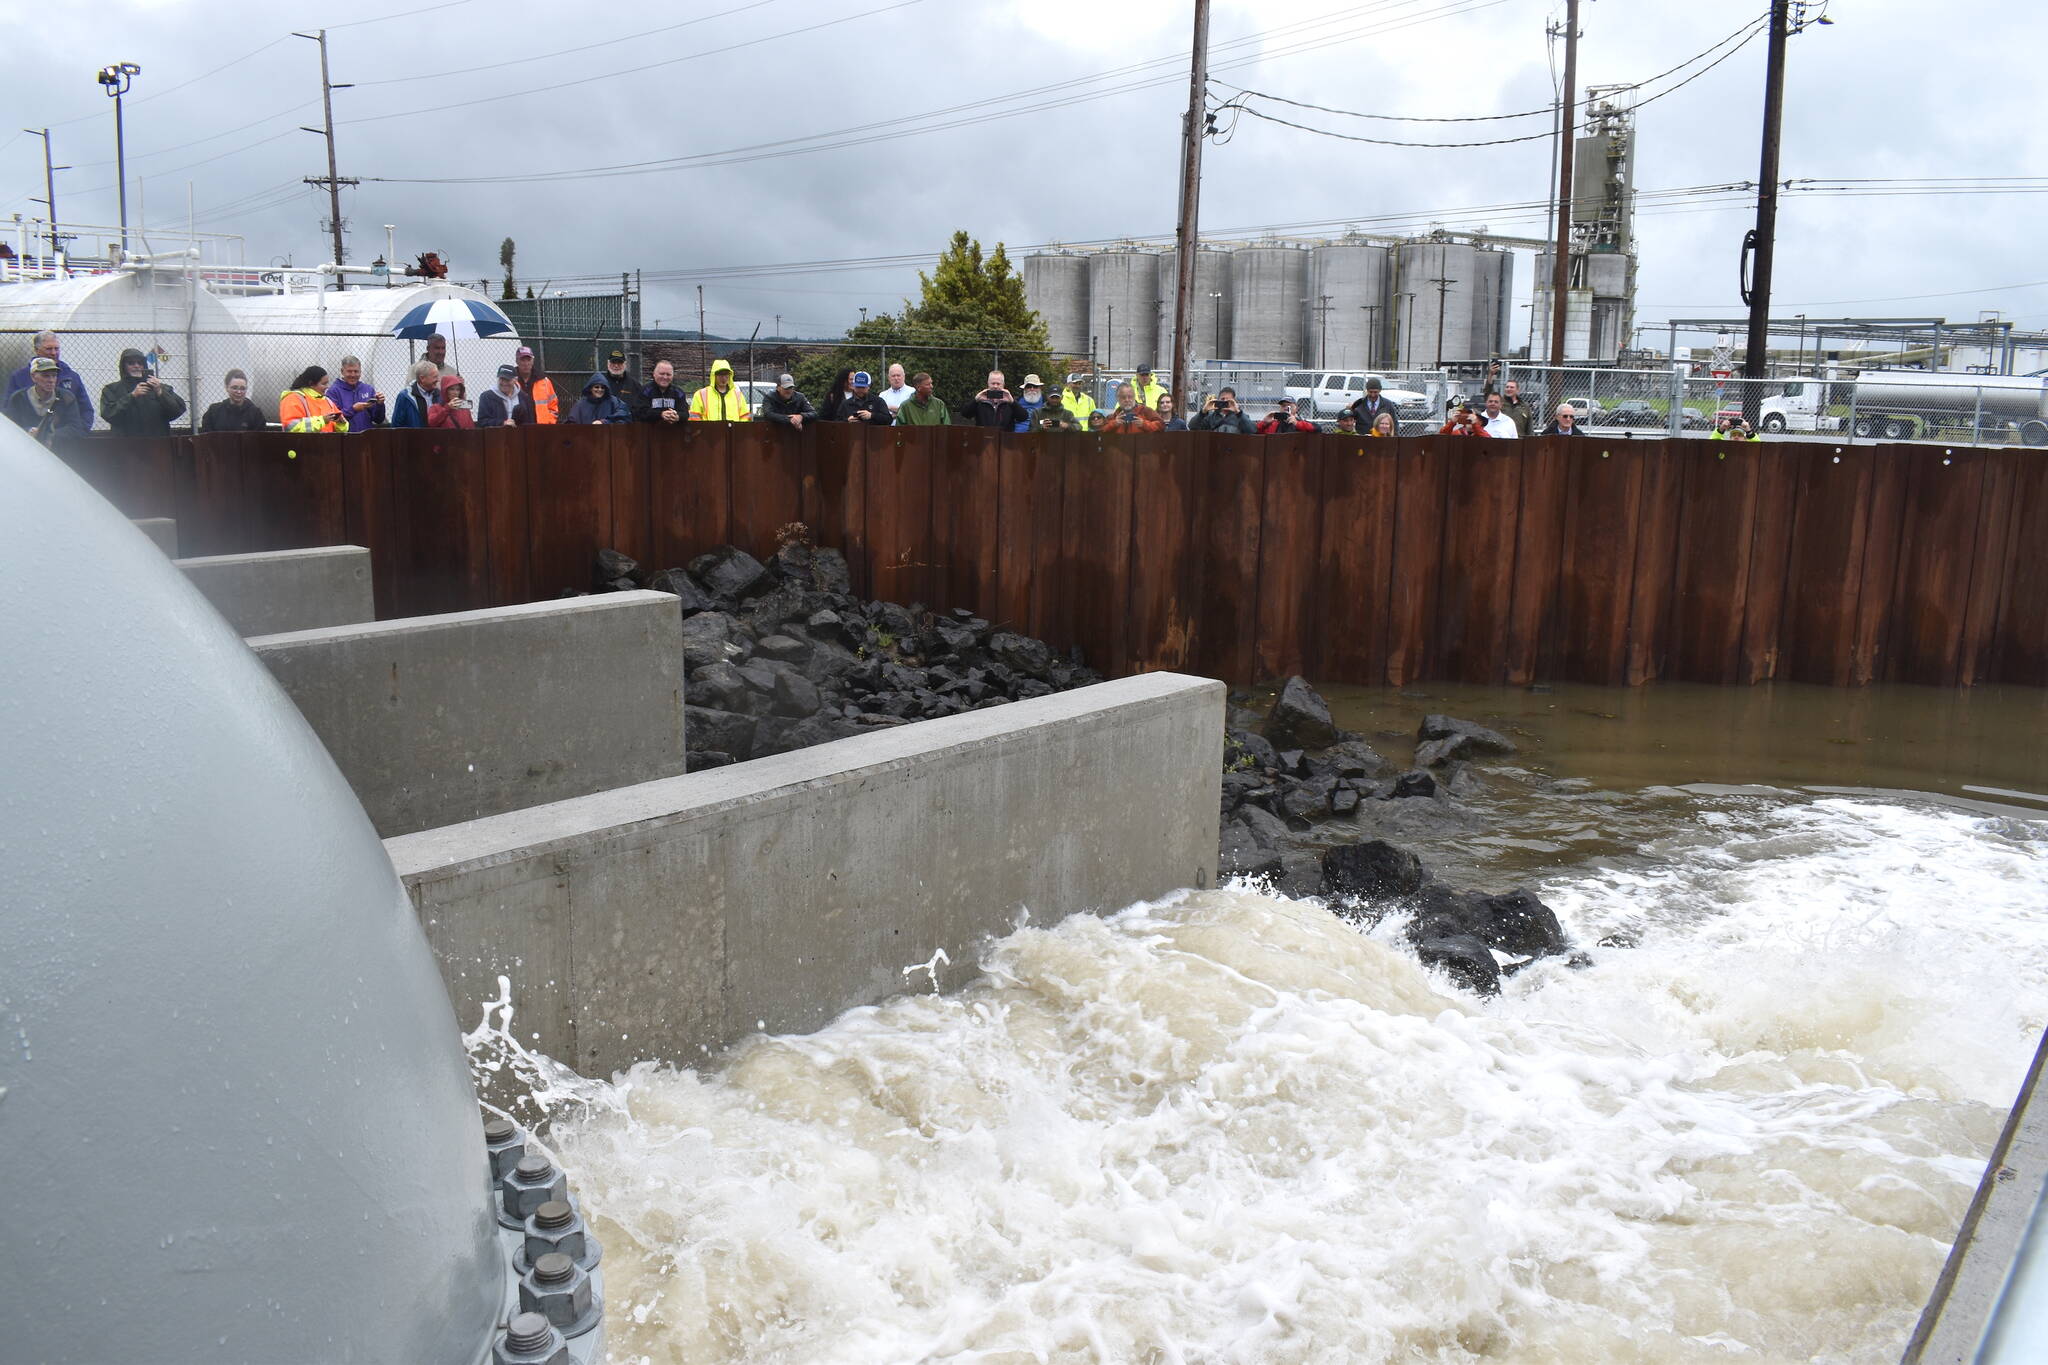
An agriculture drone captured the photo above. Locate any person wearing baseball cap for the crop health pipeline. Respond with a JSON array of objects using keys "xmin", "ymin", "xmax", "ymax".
[
  {"xmin": 590, "ymin": 347, "xmax": 636, "ymax": 401},
  {"xmin": 758, "ymin": 372, "xmax": 817, "ymax": 429},
  {"xmin": 4, "ymin": 354, "xmax": 88, "ymax": 445},
  {"xmin": 514, "ymin": 345, "xmax": 557, "ymax": 424},
  {"xmin": 820, "ymin": 369, "xmax": 891, "ymax": 425},
  {"xmin": 1131, "ymin": 364, "xmax": 1164, "ymax": 411}
]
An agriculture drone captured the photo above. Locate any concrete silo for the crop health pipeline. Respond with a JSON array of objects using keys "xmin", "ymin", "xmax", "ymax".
[
  {"xmin": 1229, "ymin": 244, "xmax": 1310, "ymax": 363},
  {"xmin": 1022, "ymin": 252, "xmax": 1091, "ymax": 359},
  {"xmin": 1086, "ymin": 250, "xmax": 1161, "ymax": 372},
  {"xmin": 1310, "ymin": 242, "xmax": 1391, "ymax": 370},
  {"xmin": 1394, "ymin": 241, "xmax": 1479, "ymax": 368},
  {"xmin": 1157, "ymin": 247, "xmax": 1233, "ymax": 367},
  {"xmin": 1465, "ymin": 246, "xmax": 1515, "ymax": 360}
]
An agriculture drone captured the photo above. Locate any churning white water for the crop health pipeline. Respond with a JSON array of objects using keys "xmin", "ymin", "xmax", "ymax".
[{"xmin": 482, "ymin": 788, "xmax": 2048, "ymax": 1363}]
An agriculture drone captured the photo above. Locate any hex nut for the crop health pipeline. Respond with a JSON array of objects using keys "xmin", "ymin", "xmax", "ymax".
[
  {"xmin": 501, "ymin": 1154, "xmax": 568, "ymax": 1221},
  {"xmin": 522, "ymin": 1199, "xmax": 599, "ymax": 1270},
  {"xmin": 518, "ymin": 1252, "xmax": 597, "ymax": 1336},
  {"xmin": 492, "ymin": 1310, "xmax": 570, "ymax": 1365}
]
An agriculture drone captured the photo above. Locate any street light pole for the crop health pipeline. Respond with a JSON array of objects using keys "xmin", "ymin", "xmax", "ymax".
[
  {"xmin": 95, "ymin": 62, "xmax": 141, "ymax": 259},
  {"xmin": 1208, "ymin": 291, "xmax": 1223, "ymax": 361}
]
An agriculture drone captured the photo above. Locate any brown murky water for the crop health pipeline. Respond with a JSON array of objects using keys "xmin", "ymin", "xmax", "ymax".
[{"xmin": 1312, "ymin": 680, "xmax": 2048, "ymax": 802}]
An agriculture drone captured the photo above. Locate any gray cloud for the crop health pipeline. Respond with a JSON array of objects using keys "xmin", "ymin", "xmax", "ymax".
[{"xmin": 4, "ymin": 0, "xmax": 2043, "ymax": 343}]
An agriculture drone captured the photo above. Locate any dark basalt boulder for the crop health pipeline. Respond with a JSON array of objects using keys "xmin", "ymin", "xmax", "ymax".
[{"xmin": 1262, "ymin": 676, "xmax": 1341, "ymax": 751}]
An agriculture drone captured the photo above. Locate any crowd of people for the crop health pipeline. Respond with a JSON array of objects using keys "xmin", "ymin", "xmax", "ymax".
[{"xmin": 6, "ymin": 327, "xmax": 1731, "ymax": 447}]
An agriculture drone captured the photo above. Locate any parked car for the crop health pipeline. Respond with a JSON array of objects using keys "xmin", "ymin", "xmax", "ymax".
[
  {"xmin": 1680, "ymin": 407, "xmax": 1709, "ymax": 429},
  {"xmin": 1561, "ymin": 397, "xmax": 1607, "ymax": 423},
  {"xmin": 1610, "ymin": 400, "xmax": 1660, "ymax": 428},
  {"xmin": 1283, "ymin": 370, "xmax": 1436, "ymax": 425}
]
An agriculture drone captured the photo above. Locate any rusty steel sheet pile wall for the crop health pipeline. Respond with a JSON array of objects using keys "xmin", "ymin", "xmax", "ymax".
[{"xmin": 52, "ymin": 427, "xmax": 2047, "ymax": 689}]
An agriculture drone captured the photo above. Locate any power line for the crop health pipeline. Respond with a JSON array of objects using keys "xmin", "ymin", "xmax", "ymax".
[
  {"xmin": 339, "ymin": 0, "xmax": 928, "ymax": 127},
  {"xmin": 1227, "ymin": 14, "xmax": 1768, "ymax": 150},
  {"xmin": 362, "ymin": 0, "xmax": 1511, "ymax": 186},
  {"xmin": 352, "ymin": 0, "xmax": 788, "ymax": 85},
  {"xmin": 1219, "ymin": 10, "xmax": 1766, "ymax": 124}
]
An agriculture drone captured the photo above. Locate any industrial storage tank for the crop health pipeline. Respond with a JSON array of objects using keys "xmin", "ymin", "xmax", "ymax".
[
  {"xmin": 1229, "ymin": 244, "xmax": 1310, "ymax": 362},
  {"xmin": 1465, "ymin": 246, "xmax": 1514, "ymax": 360},
  {"xmin": 1394, "ymin": 241, "xmax": 1478, "ymax": 368},
  {"xmin": 1022, "ymin": 252, "xmax": 1091, "ymax": 358},
  {"xmin": 1087, "ymin": 250, "xmax": 1161, "ymax": 372},
  {"xmin": 1310, "ymin": 242, "xmax": 1391, "ymax": 369},
  {"xmin": 224, "ymin": 282, "xmax": 520, "ymax": 411},
  {"xmin": 1156, "ymin": 247, "xmax": 1233, "ymax": 366},
  {"xmin": 0, "ymin": 269, "xmax": 252, "ymax": 429}
]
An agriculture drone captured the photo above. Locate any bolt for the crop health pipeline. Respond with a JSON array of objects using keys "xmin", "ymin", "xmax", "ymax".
[
  {"xmin": 493, "ymin": 1310, "xmax": 570, "ymax": 1365},
  {"xmin": 523, "ymin": 1198, "xmax": 601, "ymax": 1271},
  {"xmin": 501, "ymin": 1153, "xmax": 567, "ymax": 1222},
  {"xmin": 483, "ymin": 1117, "xmax": 526, "ymax": 1184},
  {"xmin": 518, "ymin": 1250, "xmax": 597, "ymax": 1336}
]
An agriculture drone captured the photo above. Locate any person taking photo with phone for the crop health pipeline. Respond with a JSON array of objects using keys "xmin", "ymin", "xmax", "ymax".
[{"xmin": 100, "ymin": 347, "xmax": 187, "ymax": 436}]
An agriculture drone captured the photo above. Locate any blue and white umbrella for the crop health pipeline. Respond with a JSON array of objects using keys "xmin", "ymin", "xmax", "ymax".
[{"xmin": 390, "ymin": 296, "xmax": 514, "ymax": 341}]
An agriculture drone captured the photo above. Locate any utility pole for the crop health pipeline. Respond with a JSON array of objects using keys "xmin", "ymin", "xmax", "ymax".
[
  {"xmin": 1168, "ymin": 0, "xmax": 1212, "ymax": 421},
  {"xmin": 1309, "ymin": 293, "xmax": 1333, "ymax": 367},
  {"xmin": 22, "ymin": 128, "xmax": 69, "ymax": 261},
  {"xmin": 698, "ymin": 284, "xmax": 707, "ymax": 340},
  {"xmin": 1548, "ymin": 0, "xmax": 1580, "ymax": 367},
  {"xmin": 295, "ymin": 30, "xmax": 356, "ymax": 283},
  {"xmin": 1361, "ymin": 304, "xmax": 1381, "ymax": 367},
  {"xmin": 1743, "ymin": 0, "xmax": 1792, "ymax": 384},
  {"xmin": 1429, "ymin": 252, "xmax": 1457, "ymax": 369}
]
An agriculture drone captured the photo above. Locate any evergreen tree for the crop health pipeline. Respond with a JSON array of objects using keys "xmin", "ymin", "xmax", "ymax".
[
  {"xmin": 793, "ymin": 231, "xmax": 1066, "ymax": 411},
  {"xmin": 499, "ymin": 238, "xmax": 517, "ymax": 301}
]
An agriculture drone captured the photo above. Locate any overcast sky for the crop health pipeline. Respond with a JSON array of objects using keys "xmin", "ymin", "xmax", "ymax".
[{"xmin": 3, "ymin": 0, "xmax": 2043, "ymax": 347}]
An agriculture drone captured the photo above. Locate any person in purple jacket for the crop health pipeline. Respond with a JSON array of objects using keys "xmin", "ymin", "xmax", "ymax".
[{"xmin": 324, "ymin": 355, "xmax": 386, "ymax": 432}]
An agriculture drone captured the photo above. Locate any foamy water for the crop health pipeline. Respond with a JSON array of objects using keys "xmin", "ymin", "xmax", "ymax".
[{"xmin": 482, "ymin": 790, "xmax": 2048, "ymax": 1363}]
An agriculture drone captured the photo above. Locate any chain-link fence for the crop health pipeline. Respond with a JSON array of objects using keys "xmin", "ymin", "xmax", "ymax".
[
  {"xmin": 1483, "ymin": 361, "xmax": 2048, "ymax": 446},
  {"xmin": 12, "ymin": 325, "xmax": 2045, "ymax": 446},
  {"xmin": 1, "ymin": 327, "xmax": 548, "ymax": 430}
]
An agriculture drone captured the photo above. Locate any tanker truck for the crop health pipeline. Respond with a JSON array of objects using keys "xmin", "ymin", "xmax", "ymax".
[{"xmin": 1761, "ymin": 370, "xmax": 2048, "ymax": 444}]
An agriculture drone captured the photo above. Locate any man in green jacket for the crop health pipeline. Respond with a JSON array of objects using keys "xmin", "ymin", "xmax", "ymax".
[
  {"xmin": 1031, "ymin": 389, "xmax": 1079, "ymax": 432},
  {"xmin": 894, "ymin": 371, "xmax": 951, "ymax": 426}
]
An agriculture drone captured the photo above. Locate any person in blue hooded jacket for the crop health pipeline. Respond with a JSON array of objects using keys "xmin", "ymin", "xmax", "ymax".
[{"xmin": 567, "ymin": 375, "xmax": 632, "ymax": 424}]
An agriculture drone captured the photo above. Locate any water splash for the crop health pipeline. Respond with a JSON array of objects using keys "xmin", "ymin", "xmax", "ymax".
[{"xmin": 495, "ymin": 791, "xmax": 2046, "ymax": 1363}]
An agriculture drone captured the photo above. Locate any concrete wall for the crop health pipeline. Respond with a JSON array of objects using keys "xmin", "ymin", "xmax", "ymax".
[
  {"xmin": 1903, "ymin": 1025, "xmax": 2048, "ymax": 1362},
  {"xmin": 131, "ymin": 517, "xmax": 177, "ymax": 556},
  {"xmin": 176, "ymin": 545, "xmax": 373, "ymax": 637},
  {"xmin": 251, "ymin": 591, "xmax": 685, "ymax": 838},
  {"xmin": 385, "ymin": 673, "xmax": 1224, "ymax": 1076}
]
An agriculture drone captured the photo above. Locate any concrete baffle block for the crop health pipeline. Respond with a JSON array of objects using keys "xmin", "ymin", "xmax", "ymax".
[
  {"xmin": 249, "ymin": 591, "xmax": 686, "ymax": 838},
  {"xmin": 175, "ymin": 545, "xmax": 373, "ymax": 637},
  {"xmin": 131, "ymin": 517, "xmax": 178, "ymax": 556},
  {"xmin": 385, "ymin": 672, "xmax": 1225, "ymax": 1076}
]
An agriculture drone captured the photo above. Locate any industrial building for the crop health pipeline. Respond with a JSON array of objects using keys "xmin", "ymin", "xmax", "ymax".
[
  {"xmin": 1529, "ymin": 91, "xmax": 1640, "ymax": 364},
  {"xmin": 1023, "ymin": 230, "xmax": 1524, "ymax": 371}
]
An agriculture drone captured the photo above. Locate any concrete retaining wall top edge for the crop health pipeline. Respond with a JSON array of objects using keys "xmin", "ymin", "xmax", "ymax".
[
  {"xmin": 173, "ymin": 545, "xmax": 369, "ymax": 569},
  {"xmin": 245, "ymin": 588, "xmax": 676, "ymax": 649},
  {"xmin": 387, "ymin": 671, "xmax": 1224, "ymax": 881}
]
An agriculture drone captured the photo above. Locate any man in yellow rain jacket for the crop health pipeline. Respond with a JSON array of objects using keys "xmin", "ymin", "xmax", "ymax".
[
  {"xmin": 1059, "ymin": 372, "xmax": 1096, "ymax": 431},
  {"xmin": 689, "ymin": 358, "xmax": 751, "ymax": 422}
]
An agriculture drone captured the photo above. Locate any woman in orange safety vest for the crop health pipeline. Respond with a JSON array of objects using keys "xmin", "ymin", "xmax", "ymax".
[{"xmin": 279, "ymin": 366, "xmax": 348, "ymax": 433}]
